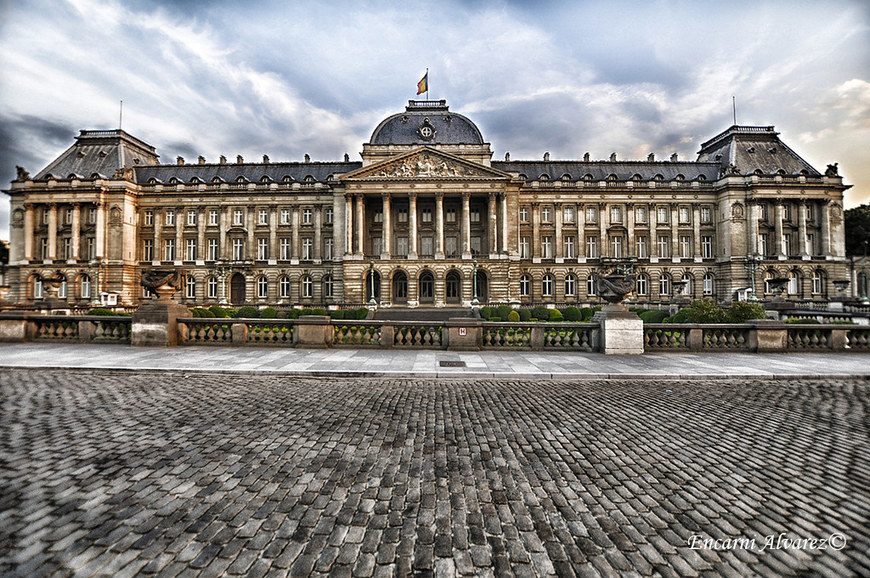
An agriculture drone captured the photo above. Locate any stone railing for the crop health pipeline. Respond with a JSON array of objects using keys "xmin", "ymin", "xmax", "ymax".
[
  {"xmin": 645, "ymin": 322, "xmax": 870, "ymax": 352},
  {"xmin": 0, "ymin": 313, "xmax": 132, "ymax": 344},
  {"xmin": 481, "ymin": 323, "xmax": 599, "ymax": 351}
]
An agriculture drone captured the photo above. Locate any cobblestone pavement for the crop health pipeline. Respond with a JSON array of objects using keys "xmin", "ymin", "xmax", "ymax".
[{"xmin": 1, "ymin": 369, "xmax": 868, "ymax": 577}]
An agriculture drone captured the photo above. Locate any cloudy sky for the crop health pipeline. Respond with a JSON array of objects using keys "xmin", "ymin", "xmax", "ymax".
[{"xmin": 1, "ymin": 0, "xmax": 868, "ymax": 241}]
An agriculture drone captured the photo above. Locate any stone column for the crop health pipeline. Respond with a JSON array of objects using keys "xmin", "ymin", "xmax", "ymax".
[
  {"xmin": 626, "ymin": 203, "xmax": 635, "ymax": 257},
  {"xmin": 489, "ymin": 192, "xmax": 498, "ymax": 256},
  {"xmin": 649, "ymin": 204, "xmax": 658, "ymax": 259},
  {"xmin": 197, "ymin": 207, "xmax": 206, "ymax": 261},
  {"xmin": 71, "ymin": 203, "xmax": 81, "ymax": 261},
  {"xmin": 47, "ymin": 203, "xmax": 58, "ymax": 261},
  {"xmin": 798, "ymin": 201, "xmax": 808, "ymax": 258},
  {"xmin": 692, "ymin": 206, "xmax": 701, "ymax": 259},
  {"xmin": 23, "ymin": 203, "xmax": 35, "ymax": 261},
  {"xmin": 774, "ymin": 200, "xmax": 785, "ymax": 259},
  {"xmin": 314, "ymin": 207, "xmax": 322, "ymax": 260},
  {"xmin": 409, "ymin": 193, "xmax": 418, "ymax": 259},
  {"xmin": 345, "ymin": 194, "xmax": 354, "ymax": 255},
  {"xmin": 599, "ymin": 203, "xmax": 608, "ymax": 258},
  {"xmin": 246, "ymin": 206, "xmax": 255, "ymax": 261},
  {"xmin": 555, "ymin": 202, "xmax": 563, "ymax": 259},
  {"xmin": 154, "ymin": 208, "xmax": 163, "ymax": 262},
  {"xmin": 670, "ymin": 205, "xmax": 678, "ymax": 260},
  {"xmin": 292, "ymin": 208, "xmax": 300, "ymax": 260},
  {"xmin": 820, "ymin": 201, "xmax": 831, "ymax": 256},
  {"xmin": 748, "ymin": 201, "xmax": 758, "ymax": 255},
  {"xmin": 435, "ymin": 192, "xmax": 445, "ymax": 259},
  {"xmin": 219, "ymin": 207, "xmax": 229, "ymax": 260},
  {"xmin": 95, "ymin": 201, "xmax": 106, "ymax": 259},
  {"xmin": 576, "ymin": 203, "xmax": 585, "ymax": 260},
  {"xmin": 531, "ymin": 202, "xmax": 541, "ymax": 259},
  {"xmin": 356, "ymin": 195, "xmax": 365, "ymax": 257},
  {"xmin": 176, "ymin": 206, "xmax": 185, "ymax": 263},
  {"xmin": 461, "ymin": 192, "xmax": 471, "ymax": 258},
  {"xmin": 500, "ymin": 193, "xmax": 508, "ymax": 256},
  {"xmin": 381, "ymin": 193, "xmax": 391, "ymax": 259}
]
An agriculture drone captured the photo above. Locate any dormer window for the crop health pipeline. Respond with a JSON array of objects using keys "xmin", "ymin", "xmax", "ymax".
[
  {"xmin": 561, "ymin": 174, "xmax": 572, "ymax": 181},
  {"xmin": 654, "ymin": 174, "xmax": 664, "ymax": 181},
  {"xmin": 168, "ymin": 177, "xmax": 179, "ymax": 185},
  {"xmin": 675, "ymin": 174, "xmax": 685, "ymax": 181},
  {"xmin": 632, "ymin": 174, "xmax": 643, "ymax": 181},
  {"xmin": 583, "ymin": 174, "xmax": 594, "ymax": 181},
  {"xmin": 539, "ymin": 174, "xmax": 549, "ymax": 181},
  {"xmin": 746, "ymin": 146, "xmax": 756, "ymax": 153}
]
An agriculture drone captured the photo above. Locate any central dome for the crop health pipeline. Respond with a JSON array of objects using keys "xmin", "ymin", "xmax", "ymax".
[{"xmin": 369, "ymin": 100, "xmax": 485, "ymax": 146}]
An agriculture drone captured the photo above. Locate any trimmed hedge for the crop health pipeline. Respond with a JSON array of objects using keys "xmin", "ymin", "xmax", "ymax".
[
  {"xmin": 548, "ymin": 309, "xmax": 563, "ymax": 322},
  {"xmin": 639, "ymin": 310, "xmax": 668, "ymax": 324},
  {"xmin": 235, "ymin": 306, "xmax": 259, "ymax": 319},
  {"xmin": 507, "ymin": 310, "xmax": 520, "ymax": 322}
]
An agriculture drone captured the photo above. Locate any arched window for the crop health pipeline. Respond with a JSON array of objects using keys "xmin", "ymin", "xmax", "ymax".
[
  {"xmin": 207, "ymin": 276, "xmax": 218, "ymax": 300},
  {"xmin": 520, "ymin": 274, "xmax": 531, "ymax": 297},
  {"xmin": 185, "ymin": 276, "xmax": 196, "ymax": 300},
  {"xmin": 564, "ymin": 274, "xmax": 576, "ymax": 297},
  {"xmin": 587, "ymin": 276, "xmax": 596, "ymax": 296},
  {"xmin": 322, "ymin": 275, "xmax": 334, "ymax": 299},
  {"xmin": 636, "ymin": 274, "xmax": 648, "ymax": 296},
  {"xmin": 788, "ymin": 271, "xmax": 799, "ymax": 295},
  {"xmin": 681, "ymin": 274, "xmax": 692, "ymax": 296},
  {"xmin": 659, "ymin": 274, "xmax": 671, "ymax": 296},
  {"xmin": 764, "ymin": 273, "xmax": 774, "ymax": 294},
  {"xmin": 812, "ymin": 271, "xmax": 823, "ymax": 294},
  {"xmin": 542, "ymin": 274, "xmax": 554, "ymax": 297},
  {"xmin": 33, "ymin": 276, "xmax": 43, "ymax": 299},
  {"xmin": 703, "ymin": 273, "xmax": 714, "ymax": 296},
  {"xmin": 58, "ymin": 275, "xmax": 67, "ymax": 299},
  {"xmin": 81, "ymin": 274, "xmax": 91, "ymax": 299},
  {"xmin": 279, "ymin": 276, "xmax": 291, "ymax": 299},
  {"xmin": 301, "ymin": 276, "xmax": 313, "ymax": 299},
  {"xmin": 257, "ymin": 276, "xmax": 269, "ymax": 299}
]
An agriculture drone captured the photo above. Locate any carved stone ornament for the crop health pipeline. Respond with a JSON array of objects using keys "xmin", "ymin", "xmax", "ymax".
[
  {"xmin": 15, "ymin": 166, "xmax": 30, "ymax": 181},
  {"xmin": 141, "ymin": 269, "xmax": 182, "ymax": 299},
  {"xmin": 109, "ymin": 206, "xmax": 123, "ymax": 225},
  {"xmin": 594, "ymin": 273, "xmax": 636, "ymax": 306},
  {"xmin": 370, "ymin": 152, "xmax": 478, "ymax": 179},
  {"xmin": 825, "ymin": 163, "xmax": 839, "ymax": 177},
  {"xmin": 114, "ymin": 166, "xmax": 135, "ymax": 181},
  {"xmin": 731, "ymin": 202, "xmax": 744, "ymax": 219}
]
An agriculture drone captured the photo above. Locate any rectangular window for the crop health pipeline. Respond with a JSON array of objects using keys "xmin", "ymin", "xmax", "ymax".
[
  {"xmin": 610, "ymin": 206, "xmax": 622, "ymax": 223},
  {"xmin": 40, "ymin": 238, "xmax": 48, "ymax": 260},
  {"xmin": 542, "ymin": 236, "xmax": 552, "ymax": 259},
  {"xmin": 63, "ymin": 237, "xmax": 72, "ymax": 260},
  {"xmin": 398, "ymin": 209, "xmax": 408, "ymax": 223},
  {"xmin": 207, "ymin": 277, "xmax": 218, "ymax": 299},
  {"xmin": 701, "ymin": 206, "xmax": 712, "ymax": 223},
  {"xmin": 611, "ymin": 236, "xmax": 623, "ymax": 258},
  {"xmin": 679, "ymin": 207, "xmax": 690, "ymax": 224},
  {"xmin": 703, "ymin": 275, "xmax": 714, "ymax": 295},
  {"xmin": 144, "ymin": 210, "xmax": 153, "ymax": 226},
  {"xmin": 445, "ymin": 236, "xmax": 457, "ymax": 257},
  {"xmin": 658, "ymin": 236, "xmax": 670, "ymax": 259},
  {"xmin": 783, "ymin": 233, "xmax": 792, "ymax": 256},
  {"xmin": 636, "ymin": 236, "xmax": 648, "ymax": 259},
  {"xmin": 280, "ymin": 209, "xmax": 290, "ymax": 225},
  {"xmin": 186, "ymin": 239, "xmax": 197, "ymax": 261},
  {"xmin": 302, "ymin": 238, "xmax": 313, "ymax": 260},
  {"xmin": 186, "ymin": 277, "xmax": 196, "ymax": 299},
  {"xmin": 564, "ymin": 236, "xmax": 575, "ymax": 259},
  {"xmin": 164, "ymin": 239, "xmax": 175, "ymax": 261},
  {"xmin": 259, "ymin": 209, "xmax": 269, "ymax": 225},
  {"xmin": 636, "ymin": 206, "xmax": 647, "ymax": 224},
  {"xmin": 88, "ymin": 208, "xmax": 97, "ymax": 224},
  {"xmin": 680, "ymin": 235, "xmax": 691, "ymax": 258},
  {"xmin": 373, "ymin": 210, "xmax": 383, "ymax": 224},
  {"xmin": 812, "ymin": 275, "xmax": 822, "ymax": 294},
  {"xmin": 86, "ymin": 237, "xmax": 95, "ymax": 260},
  {"xmin": 806, "ymin": 204, "xmax": 815, "ymax": 221},
  {"xmin": 702, "ymin": 236, "xmax": 713, "ymax": 259},
  {"xmin": 324, "ymin": 237, "xmax": 333, "ymax": 260},
  {"xmin": 42, "ymin": 209, "xmax": 49, "ymax": 225},
  {"xmin": 280, "ymin": 238, "xmax": 291, "ymax": 260},
  {"xmin": 258, "ymin": 238, "xmax": 269, "ymax": 260},
  {"xmin": 165, "ymin": 210, "xmax": 175, "ymax": 226},
  {"xmin": 586, "ymin": 236, "xmax": 598, "ymax": 259},
  {"xmin": 657, "ymin": 206, "xmax": 668, "ymax": 224},
  {"xmin": 470, "ymin": 236, "xmax": 481, "ymax": 255},
  {"xmin": 187, "ymin": 210, "xmax": 197, "ymax": 226},
  {"xmin": 783, "ymin": 204, "xmax": 791, "ymax": 222},
  {"xmin": 397, "ymin": 236, "xmax": 408, "ymax": 256},
  {"xmin": 303, "ymin": 208, "xmax": 312, "ymax": 224},
  {"xmin": 586, "ymin": 206, "xmax": 598, "ymax": 223},
  {"xmin": 563, "ymin": 207, "xmax": 574, "ymax": 223},
  {"xmin": 759, "ymin": 233, "xmax": 769, "ymax": 256},
  {"xmin": 541, "ymin": 207, "xmax": 551, "ymax": 223},
  {"xmin": 421, "ymin": 236, "xmax": 433, "ymax": 257},
  {"xmin": 445, "ymin": 209, "xmax": 456, "ymax": 223},
  {"xmin": 421, "ymin": 209, "xmax": 432, "ymax": 224},
  {"xmin": 519, "ymin": 236, "xmax": 530, "ymax": 258},
  {"xmin": 519, "ymin": 207, "xmax": 529, "ymax": 222},
  {"xmin": 207, "ymin": 238, "xmax": 218, "ymax": 261},
  {"xmin": 209, "ymin": 209, "xmax": 219, "ymax": 226},
  {"xmin": 470, "ymin": 209, "xmax": 480, "ymax": 223},
  {"xmin": 64, "ymin": 208, "xmax": 73, "ymax": 224},
  {"xmin": 233, "ymin": 209, "xmax": 243, "ymax": 226},
  {"xmin": 807, "ymin": 233, "xmax": 814, "ymax": 255},
  {"xmin": 232, "ymin": 238, "xmax": 244, "ymax": 260},
  {"xmin": 372, "ymin": 237, "xmax": 383, "ymax": 256},
  {"xmin": 324, "ymin": 207, "xmax": 334, "ymax": 224}
]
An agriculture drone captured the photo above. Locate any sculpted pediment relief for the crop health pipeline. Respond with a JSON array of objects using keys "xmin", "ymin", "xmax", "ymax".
[{"xmin": 345, "ymin": 149, "xmax": 507, "ymax": 180}]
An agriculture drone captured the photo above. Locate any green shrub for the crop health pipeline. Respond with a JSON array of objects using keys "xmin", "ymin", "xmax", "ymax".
[
  {"xmin": 563, "ymin": 306, "xmax": 582, "ymax": 321},
  {"xmin": 496, "ymin": 305, "xmax": 511, "ymax": 320},
  {"xmin": 276, "ymin": 310, "xmax": 287, "ymax": 319},
  {"xmin": 331, "ymin": 309, "xmax": 345, "ymax": 320},
  {"xmin": 507, "ymin": 310, "xmax": 520, "ymax": 322},
  {"xmin": 200, "ymin": 309, "xmax": 215, "ymax": 318},
  {"xmin": 580, "ymin": 307, "xmax": 594, "ymax": 321},
  {"xmin": 548, "ymin": 309, "xmax": 563, "ymax": 322},
  {"xmin": 88, "ymin": 307, "xmax": 117, "ymax": 316},
  {"xmin": 300, "ymin": 308, "xmax": 328, "ymax": 316},
  {"xmin": 353, "ymin": 308, "xmax": 368, "ymax": 320},
  {"xmin": 260, "ymin": 307, "xmax": 277, "ymax": 319},
  {"xmin": 191, "ymin": 308, "xmax": 202, "ymax": 318},
  {"xmin": 209, "ymin": 306, "xmax": 232, "ymax": 318},
  {"xmin": 725, "ymin": 301, "xmax": 767, "ymax": 323},
  {"xmin": 518, "ymin": 309, "xmax": 532, "ymax": 322},
  {"xmin": 236, "ymin": 306, "xmax": 259, "ymax": 319},
  {"xmin": 785, "ymin": 317, "xmax": 819, "ymax": 324},
  {"xmin": 639, "ymin": 310, "xmax": 668, "ymax": 324},
  {"xmin": 532, "ymin": 305, "xmax": 549, "ymax": 320},
  {"xmin": 479, "ymin": 306, "xmax": 493, "ymax": 320}
]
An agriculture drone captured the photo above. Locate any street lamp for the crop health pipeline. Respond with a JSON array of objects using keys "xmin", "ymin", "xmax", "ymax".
[
  {"xmin": 471, "ymin": 259, "xmax": 480, "ymax": 307},
  {"xmin": 368, "ymin": 260, "xmax": 377, "ymax": 306},
  {"xmin": 212, "ymin": 261, "xmax": 231, "ymax": 305},
  {"xmin": 88, "ymin": 259, "xmax": 101, "ymax": 305},
  {"xmin": 743, "ymin": 254, "xmax": 763, "ymax": 302},
  {"xmin": 861, "ymin": 240, "xmax": 869, "ymax": 305}
]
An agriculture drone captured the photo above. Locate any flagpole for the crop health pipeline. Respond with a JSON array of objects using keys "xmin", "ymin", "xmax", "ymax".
[{"xmin": 426, "ymin": 68, "xmax": 429, "ymax": 100}]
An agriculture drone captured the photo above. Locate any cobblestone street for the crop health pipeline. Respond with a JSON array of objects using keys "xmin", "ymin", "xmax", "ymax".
[{"xmin": 1, "ymin": 369, "xmax": 868, "ymax": 577}]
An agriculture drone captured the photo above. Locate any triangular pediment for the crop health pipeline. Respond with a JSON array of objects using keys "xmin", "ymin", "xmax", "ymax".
[{"xmin": 342, "ymin": 147, "xmax": 510, "ymax": 181}]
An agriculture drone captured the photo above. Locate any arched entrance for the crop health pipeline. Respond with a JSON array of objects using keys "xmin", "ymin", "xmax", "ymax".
[
  {"xmin": 419, "ymin": 271, "xmax": 434, "ymax": 304},
  {"xmin": 445, "ymin": 270, "xmax": 461, "ymax": 304},
  {"xmin": 365, "ymin": 270, "xmax": 381, "ymax": 302},
  {"xmin": 475, "ymin": 269, "xmax": 488, "ymax": 303},
  {"xmin": 393, "ymin": 271, "xmax": 408, "ymax": 303},
  {"xmin": 230, "ymin": 273, "xmax": 246, "ymax": 305}
]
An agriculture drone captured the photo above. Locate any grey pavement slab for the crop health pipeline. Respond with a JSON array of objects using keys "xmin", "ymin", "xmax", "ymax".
[
  {"xmin": 1, "ymin": 369, "xmax": 868, "ymax": 577},
  {"xmin": 0, "ymin": 342, "xmax": 868, "ymax": 378}
]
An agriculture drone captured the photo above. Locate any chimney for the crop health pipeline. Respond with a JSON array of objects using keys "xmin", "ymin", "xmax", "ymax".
[
  {"xmin": 219, "ymin": 155, "xmax": 227, "ymax": 164},
  {"xmin": 198, "ymin": 156, "xmax": 206, "ymax": 164},
  {"xmin": 647, "ymin": 153, "xmax": 655, "ymax": 162},
  {"xmin": 262, "ymin": 154, "xmax": 270, "ymax": 164},
  {"xmin": 543, "ymin": 152, "xmax": 550, "ymax": 161},
  {"xmin": 670, "ymin": 153, "xmax": 678, "ymax": 162},
  {"xmin": 176, "ymin": 156, "xmax": 184, "ymax": 165},
  {"xmin": 304, "ymin": 154, "xmax": 311, "ymax": 163},
  {"xmin": 236, "ymin": 155, "xmax": 244, "ymax": 164},
  {"xmin": 344, "ymin": 153, "xmax": 350, "ymax": 162},
  {"xmin": 504, "ymin": 152, "xmax": 510, "ymax": 161},
  {"xmin": 583, "ymin": 152, "xmax": 590, "ymax": 162},
  {"xmin": 610, "ymin": 153, "xmax": 617, "ymax": 162}
]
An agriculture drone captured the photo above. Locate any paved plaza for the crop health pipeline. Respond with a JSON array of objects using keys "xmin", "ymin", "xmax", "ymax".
[{"xmin": 1, "ymin": 365, "xmax": 868, "ymax": 577}]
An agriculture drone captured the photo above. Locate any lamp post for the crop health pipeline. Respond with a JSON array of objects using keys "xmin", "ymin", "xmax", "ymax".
[
  {"xmin": 212, "ymin": 261, "xmax": 231, "ymax": 305},
  {"xmin": 861, "ymin": 241, "xmax": 869, "ymax": 305},
  {"xmin": 471, "ymin": 258, "xmax": 479, "ymax": 307},
  {"xmin": 368, "ymin": 260, "xmax": 377, "ymax": 306},
  {"xmin": 89, "ymin": 259, "xmax": 101, "ymax": 305},
  {"xmin": 743, "ymin": 254, "xmax": 763, "ymax": 302}
]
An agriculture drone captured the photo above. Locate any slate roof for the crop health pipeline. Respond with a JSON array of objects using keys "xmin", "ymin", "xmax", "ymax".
[
  {"xmin": 34, "ymin": 130, "xmax": 159, "ymax": 180},
  {"xmin": 134, "ymin": 162, "xmax": 362, "ymax": 184},
  {"xmin": 492, "ymin": 160, "xmax": 721, "ymax": 181},
  {"xmin": 369, "ymin": 100, "xmax": 485, "ymax": 146},
  {"xmin": 697, "ymin": 126, "xmax": 820, "ymax": 176}
]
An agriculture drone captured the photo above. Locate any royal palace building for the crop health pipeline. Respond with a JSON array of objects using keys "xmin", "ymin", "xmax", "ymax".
[{"xmin": 3, "ymin": 99, "xmax": 850, "ymax": 309}]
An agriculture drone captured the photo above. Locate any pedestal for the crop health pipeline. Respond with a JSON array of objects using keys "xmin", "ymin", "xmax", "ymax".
[
  {"xmin": 132, "ymin": 299, "xmax": 191, "ymax": 347},
  {"xmin": 592, "ymin": 306, "xmax": 644, "ymax": 355}
]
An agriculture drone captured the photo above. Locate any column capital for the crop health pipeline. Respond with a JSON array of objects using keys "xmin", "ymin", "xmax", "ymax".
[
  {"xmin": 408, "ymin": 191, "xmax": 417, "ymax": 200},
  {"xmin": 461, "ymin": 191, "xmax": 471, "ymax": 201},
  {"xmin": 435, "ymin": 192, "xmax": 444, "ymax": 201},
  {"xmin": 72, "ymin": 202, "xmax": 81, "ymax": 209},
  {"xmin": 381, "ymin": 191, "xmax": 391, "ymax": 200}
]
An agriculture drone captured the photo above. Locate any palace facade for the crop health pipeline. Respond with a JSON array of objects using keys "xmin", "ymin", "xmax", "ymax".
[{"xmin": 4, "ymin": 99, "xmax": 851, "ymax": 309}]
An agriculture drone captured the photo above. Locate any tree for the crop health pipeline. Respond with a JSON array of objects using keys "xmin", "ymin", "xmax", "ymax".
[{"xmin": 845, "ymin": 204, "xmax": 870, "ymax": 256}]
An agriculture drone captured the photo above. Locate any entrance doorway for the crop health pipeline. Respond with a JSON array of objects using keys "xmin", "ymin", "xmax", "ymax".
[
  {"xmin": 445, "ymin": 271, "xmax": 461, "ymax": 304},
  {"xmin": 393, "ymin": 271, "xmax": 408, "ymax": 303},
  {"xmin": 419, "ymin": 271, "xmax": 434, "ymax": 304},
  {"xmin": 230, "ymin": 273, "xmax": 246, "ymax": 305},
  {"xmin": 475, "ymin": 269, "xmax": 488, "ymax": 303}
]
